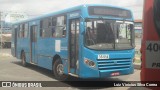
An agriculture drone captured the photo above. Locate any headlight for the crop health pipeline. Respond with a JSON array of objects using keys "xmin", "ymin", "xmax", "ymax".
[{"xmin": 84, "ymin": 58, "xmax": 96, "ymax": 68}]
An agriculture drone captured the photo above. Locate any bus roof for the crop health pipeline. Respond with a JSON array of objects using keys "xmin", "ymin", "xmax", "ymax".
[{"xmin": 13, "ymin": 4, "xmax": 132, "ymax": 25}]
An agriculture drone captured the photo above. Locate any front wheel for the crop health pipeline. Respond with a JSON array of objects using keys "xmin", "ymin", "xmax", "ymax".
[{"xmin": 53, "ymin": 59, "xmax": 68, "ymax": 81}]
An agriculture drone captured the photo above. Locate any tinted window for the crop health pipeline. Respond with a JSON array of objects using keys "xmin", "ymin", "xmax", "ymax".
[
  {"xmin": 40, "ymin": 15, "xmax": 66, "ymax": 38},
  {"xmin": 24, "ymin": 23, "xmax": 28, "ymax": 38},
  {"xmin": 40, "ymin": 18, "xmax": 50, "ymax": 37},
  {"xmin": 19, "ymin": 24, "xmax": 24, "ymax": 38}
]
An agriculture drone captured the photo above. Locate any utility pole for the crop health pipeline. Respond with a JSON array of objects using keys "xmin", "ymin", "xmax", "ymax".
[
  {"xmin": 0, "ymin": 12, "xmax": 2, "ymax": 50},
  {"xmin": 0, "ymin": 12, "xmax": 3, "ymax": 50}
]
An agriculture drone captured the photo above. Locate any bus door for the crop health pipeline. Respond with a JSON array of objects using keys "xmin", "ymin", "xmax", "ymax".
[
  {"xmin": 69, "ymin": 19, "xmax": 80, "ymax": 74},
  {"xmin": 30, "ymin": 25, "xmax": 38, "ymax": 64},
  {"xmin": 12, "ymin": 27, "xmax": 17, "ymax": 57},
  {"xmin": 14, "ymin": 28, "xmax": 17, "ymax": 57}
]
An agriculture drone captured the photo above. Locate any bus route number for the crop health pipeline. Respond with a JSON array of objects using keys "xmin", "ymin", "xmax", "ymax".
[
  {"xmin": 146, "ymin": 41, "xmax": 160, "ymax": 69},
  {"xmin": 146, "ymin": 43, "xmax": 160, "ymax": 52}
]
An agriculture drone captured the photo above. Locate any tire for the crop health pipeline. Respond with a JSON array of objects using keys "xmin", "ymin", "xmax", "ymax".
[
  {"xmin": 53, "ymin": 59, "xmax": 68, "ymax": 81},
  {"xmin": 21, "ymin": 52, "xmax": 27, "ymax": 67}
]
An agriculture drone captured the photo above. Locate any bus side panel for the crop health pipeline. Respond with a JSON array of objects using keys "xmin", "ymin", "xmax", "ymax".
[
  {"xmin": 141, "ymin": 0, "xmax": 160, "ymax": 82},
  {"xmin": 36, "ymin": 38, "xmax": 68, "ymax": 71},
  {"xmin": 37, "ymin": 56, "xmax": 53, "ymax": 70},
  {"xmin": 16, "ymin": 38, "xmax": 30, "ymax": 60},
  {"xmin": 16, "ymin": 39, "xmax": 21, "ymax": 59},
  {"xmin": 36, "ymin": 38, "xmax": 53, "ymax": 70}
]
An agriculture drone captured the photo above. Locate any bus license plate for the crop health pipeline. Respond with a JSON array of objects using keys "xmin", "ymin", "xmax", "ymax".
[
  {"xmin": 111, "ymin": 72, "xmax": 120, "ymax": 76},
  {"xmin": 98, "ymin": 54, "xmax": 109, "ymax": 59}
]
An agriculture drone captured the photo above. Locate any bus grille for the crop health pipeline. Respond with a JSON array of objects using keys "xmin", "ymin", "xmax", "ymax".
[{"xmin": 97, "ymin": 58, "xmax": 131, "ymax": 71}]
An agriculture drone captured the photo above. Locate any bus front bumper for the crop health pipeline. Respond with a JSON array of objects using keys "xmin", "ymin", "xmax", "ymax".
[
  {"xmin": 99, "ymin": 67, "xmax": 134, "ymax": 78},
  {"xmin": 79, "ymin": 65, "xmax": 134, "ymax": 78}
]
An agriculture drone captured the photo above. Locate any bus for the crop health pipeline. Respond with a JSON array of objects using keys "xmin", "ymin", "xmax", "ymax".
[
  {"xmin": 11, "ymin": 4, "xmax": 135, "ymax": 80},
  {"xmin": 141, "ymin": 0, "xmax": 160, "ymax": 82}
]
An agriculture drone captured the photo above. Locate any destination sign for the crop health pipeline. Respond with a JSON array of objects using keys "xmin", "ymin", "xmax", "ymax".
[{"xmin": 88, "ymin": 6, "xmax": 132, "ymax": 19}]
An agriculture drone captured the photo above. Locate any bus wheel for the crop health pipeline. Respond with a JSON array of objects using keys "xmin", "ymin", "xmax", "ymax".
[
  {"xmin": 53, "ymin": 59, "xmax": 68, "ymax": 81},
  {"xmin": 21, "ymin": 52, "xmax": 27, "ymax": 67}
]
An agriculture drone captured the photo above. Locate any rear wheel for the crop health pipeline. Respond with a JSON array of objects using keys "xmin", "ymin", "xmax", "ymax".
[
  {"xmin": 53, "ymin": 59, "xmax": 68, "ymax": 81},
  {"xmin": 21, "ymin": 52, "xmax": 27, "ymax": 67}
]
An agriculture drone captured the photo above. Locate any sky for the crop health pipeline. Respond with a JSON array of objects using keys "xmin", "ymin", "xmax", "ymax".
[{"xmin": 0, "ymin": 0, "xmax": 144, "ymax": 20}]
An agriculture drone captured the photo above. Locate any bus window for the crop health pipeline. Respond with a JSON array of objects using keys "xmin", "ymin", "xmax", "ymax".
[
  {"xmin": 40, "ymin": 18, "xmax": 50, "ymax": 38},
  {"xmin": 19, "ymin": 24, "xmax": 25, "ymax": 38},
  {"xmin": 52, "ymin": 17, "xmax": 57, "ymax": 26},
  {"xmin": 24, "ymin": 23, "xmax": 29, "ymax": 38},
  {"xmin": 51, "ymin": 15, "xmax": 66, "ymax": 38},
  {"xmin": 31, "ymin": 26, "xmax": 37, "ymax": 42},
  {"xmin": 85, "ymin": 21, "xmax": 96, "ymax": 45},
  {"xmin": 85, "ymin": 19, "xmax": 133, "ymax": 50},
  {"xmin": 55, "ymin": 27, "xmax": 64, "ymax": 38},
  {"xmin": 118, "ymin": 23, "xmax": 131, "ymax": 40}
]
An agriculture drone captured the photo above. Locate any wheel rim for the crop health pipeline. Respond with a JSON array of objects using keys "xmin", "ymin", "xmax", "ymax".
[{"xmin": 56, "ymin": 64, "xmax": 64, "ymax": 76}]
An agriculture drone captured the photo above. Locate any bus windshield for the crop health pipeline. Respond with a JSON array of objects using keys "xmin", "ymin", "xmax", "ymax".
[{"xmin": 85, "ymin": 19, "xmax": 134, "ymax": 50}]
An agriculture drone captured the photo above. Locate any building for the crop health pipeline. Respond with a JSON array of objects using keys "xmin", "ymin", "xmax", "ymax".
[
  {"xmin": 0, "ymin": 21, "xmax": 12, "ymax": 48},
  {"xmin": 0, "ymin": 12, "xmax": 28, "ymax": 48},
  {"xmin": 134, "ymin": 19, "xmax": 143, "ymax": 38},
  {"xmin": 0, "ymin": 21, "xmax": 12, "ymax": 34}
]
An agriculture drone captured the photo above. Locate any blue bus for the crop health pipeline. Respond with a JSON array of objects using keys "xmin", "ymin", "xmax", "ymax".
[{"xmin": 11, "ymin": 4, "xmax": 135, "ymax": 80}]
